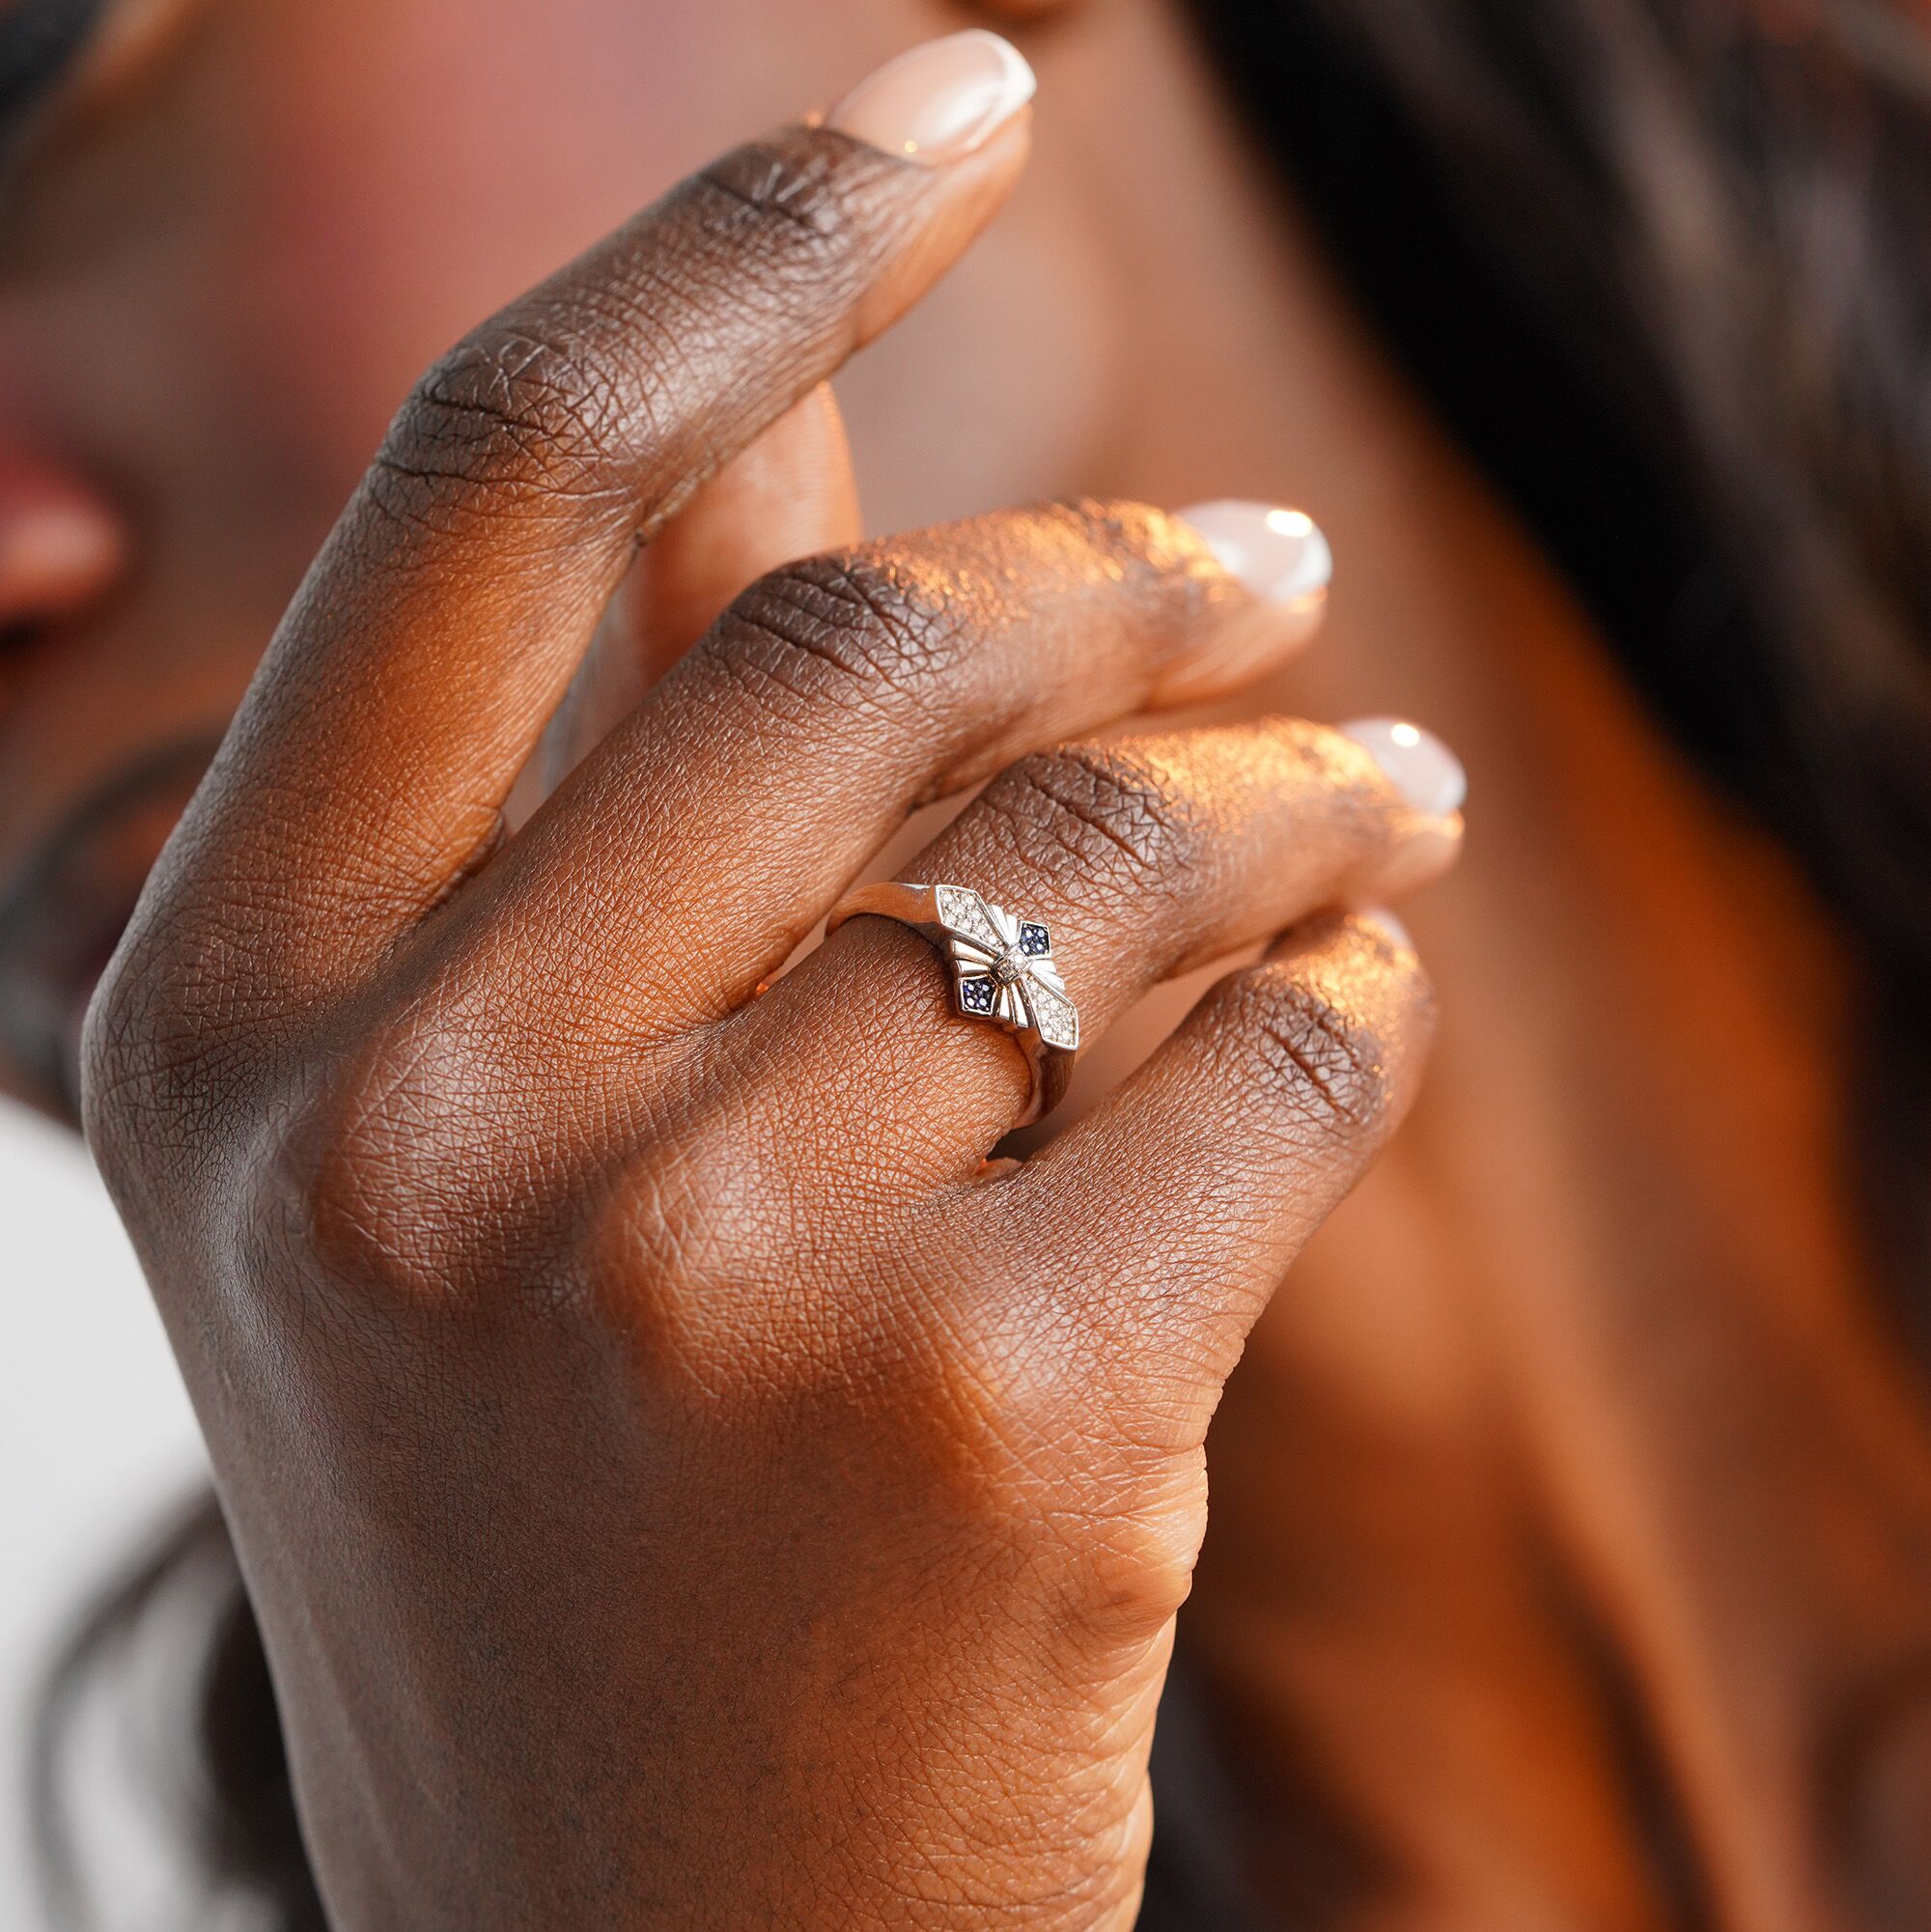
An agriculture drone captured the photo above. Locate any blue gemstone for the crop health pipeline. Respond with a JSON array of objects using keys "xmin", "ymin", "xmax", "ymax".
[{"xmin": 1020, "ymin": 923, "xmax": 1050, "ymax": 957}]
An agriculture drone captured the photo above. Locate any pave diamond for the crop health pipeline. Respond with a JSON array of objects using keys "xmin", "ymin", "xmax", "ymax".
[
  {"xmin": 931, "ymin": 884, "xmax": 1078, "ymax": 1051},
  {"xmin": 1021, "ymin": 976, "xmax": 1078, "ymax": 1051},
  {"xmin": 935, "ymin": 884, "xmax": 1004, "ymax": 955}
]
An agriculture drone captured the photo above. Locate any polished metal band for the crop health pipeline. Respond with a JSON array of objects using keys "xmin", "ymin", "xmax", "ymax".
[{"xmin": 825, "ymin": 881, "xmax": 1079, "ymax": 1127}]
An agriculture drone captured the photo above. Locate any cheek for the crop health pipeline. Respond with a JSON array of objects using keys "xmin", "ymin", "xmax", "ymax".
[
  {"xmin": 224, "ymin": 0, "xmax": 915, "ymax": 483},
  {"xmin": 831, "ymin": 180, "xmax": 1121, "ymax": 527}
]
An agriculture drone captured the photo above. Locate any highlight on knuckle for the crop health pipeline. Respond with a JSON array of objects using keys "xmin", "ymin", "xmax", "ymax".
[
  {"xmin": 1043, "ymin": 494, "xmax": 1218, "ymax": 609},
  {"xmin": 704, "ymin": 550, "xmax": 966, "ymax": 721},
  {"xmin": 1075, "ymin": 1452, "xmax": 1210, "ymax": 1644},
  {"xmin": 1217, "ymin": 962, "xmax": 1395, "ymax": 1143},
  {"xmin": 371, "ymin": 323, "xmax": 632, "ymax": 527},
  {"xmin": 1042, "ymin": 494, "xmax": 1163, "ymax": 553},
  {"xmin": 980, "ymin": 743, "xmax": 1202, "ymax": 899}
]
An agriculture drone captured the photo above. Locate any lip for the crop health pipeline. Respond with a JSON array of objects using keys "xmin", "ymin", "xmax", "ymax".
[{"xmin": 0, "ymin": 735, "xmax": 217, "ymax": 1121}]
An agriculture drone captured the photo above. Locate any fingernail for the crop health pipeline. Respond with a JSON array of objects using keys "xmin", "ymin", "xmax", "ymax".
[
  {"xmin": 1178, "ymin": 500, "xmax": 1332, "ymax": 604},
  {"xmin": 829, "ymin": 30, "xmax": 1037, "ymax": 167},
  {"xmin": 1357, "ymin": 908, "xmax": 1414, "ymax": 951},
  {"xmin": 1340, "ymin": 717, "xmax": 1467, "ymax": 817}
]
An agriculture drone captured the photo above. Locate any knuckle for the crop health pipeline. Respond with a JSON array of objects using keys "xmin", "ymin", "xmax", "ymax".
[
  {"xmin": 593, "ymin": 1132, "xmax": 768, "ymax": 1325},
  {"xmin": 259, "ymin": 1011, "xmax": 526, "ymax": 1307},
  {"xmin": 978, "ymin": 743, "xmax": 1204, "ymax": 901},
  {"xmin": 695, "ymin": 129, "xmax": 883, "ymax": 255},
  {"xmin": 370, "ymin": 322, "xmax": 636, "ymax": 530},
  {"xmin": 1075, "ymin": 1451, "xmax": 1209, "ymax": 1643},
  {"xmin": 1042, "ymin": 494, "xmax": 1217, "ymax": 604},
  {"xmin": 683, "ymin": 125, "xmax": 938, "ymax": 319},
  {"xmin": 1214, "ymin": 962, "xmax": 1397, "ymax": 1143},
  {"xmin": 269, "ymin": 1081, "xmax": 461, "ymax": 1307},
  {"xmin": 703, "ymin": 549, "xmax": 969, "ymax": 720},
  {"xmin": 79, "ymin": 931, "xmax": 178, "ymax": 1139},
  {"xmin": 918, "ymin": 1306, "xmax": 1207, "ymax": 1643},
  {"xmin": 80, "ymin": 903, "xmax": 266, "ymax": 1179},
  {"xmin": 583, "ymin": 1106, "xmax": 852, "ymax": 1371},
  {"xmin": 1041, "ymin": 494, "xmax": 1167, "ymax": 553},
  {"xmin": 359, "ymin": 127, "xmax": 914, "ymax": 545}
]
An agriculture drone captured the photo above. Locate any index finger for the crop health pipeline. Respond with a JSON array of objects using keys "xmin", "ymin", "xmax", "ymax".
[{"xmin": 160, "ymin": 34, "xmax": 1034, "ymax": 1001}]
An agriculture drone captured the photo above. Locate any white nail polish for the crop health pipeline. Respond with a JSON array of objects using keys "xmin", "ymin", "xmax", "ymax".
[
  {"xmin": 829, "ymin": 31, "xmax": 1036, "ymax": 167},
  {"xmin": 1177, "ymin": 500, "xmax": 1332, "ymax": 604},
  {"xmin": 1340, "ymin": 717, "xmax": 1467, "ymax": 817},
  {"xmin": 1357, "ymin": 907, "xmax": 1415, "ymax": 952}
]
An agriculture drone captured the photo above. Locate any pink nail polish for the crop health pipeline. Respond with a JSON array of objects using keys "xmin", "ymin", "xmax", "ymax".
[
  {"xmin": 1340, "ymin": 718, "xmax": 1467, "ymax": 818},
  {"xmin": 829, "ymin": 31, "xmax": 1037, "ymax": 168},
  {"xmin": 1177, "ymin": 500, "xmax": 1332, "ymax": 603},
  {"xmin": 1356, "ymin": 907, "xmax": 1415, "ymax": 952}
]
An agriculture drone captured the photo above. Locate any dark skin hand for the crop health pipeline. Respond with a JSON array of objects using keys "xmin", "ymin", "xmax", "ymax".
[
  {"xmin": 82, "ymin": 77, "xmax": 1461, "ymax": 1930},
  {"xmin": 41, "ymin": 6, "xmax": 1930, "ymax": 1926}
]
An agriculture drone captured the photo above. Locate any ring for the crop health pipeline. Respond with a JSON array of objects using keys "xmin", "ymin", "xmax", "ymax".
[{"xmin": 825, "ymin": 882, "xmax": 1080, "ymax": 1126}]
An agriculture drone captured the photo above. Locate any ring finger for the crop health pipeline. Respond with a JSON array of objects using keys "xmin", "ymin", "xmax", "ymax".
[
  {"xmin": 725, "ymin": 708, "xmax": 1464, "ymax": 1182},
  {"xmin": 465, "ymin": 496, "xmax": 1335, "ymax": 1038}
]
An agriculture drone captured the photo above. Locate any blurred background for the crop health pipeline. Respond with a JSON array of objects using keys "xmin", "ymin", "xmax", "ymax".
[
  {"xmin": 0, "ymin": 1110, "xmax": 199, "ymax": 1928},
  {"xmin": 5, "ymin": 2, "xmax": 1931, "ymax": 1927}
]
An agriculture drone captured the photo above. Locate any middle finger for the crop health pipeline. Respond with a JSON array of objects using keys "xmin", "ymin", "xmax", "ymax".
[{"xmin": 467, "ymin": 498, "xmax": 1331, "ymax": 1037}]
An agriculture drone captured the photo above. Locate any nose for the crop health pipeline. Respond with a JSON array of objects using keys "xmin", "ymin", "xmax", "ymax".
[{"xmin": 0, "ymin": 448, "xmax": 126, "ymax": 635}]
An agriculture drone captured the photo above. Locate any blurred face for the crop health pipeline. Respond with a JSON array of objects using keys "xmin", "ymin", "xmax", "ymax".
[{"xmin": 0, "ymin": 0, "xmax": 1084, "ymax": 1119}]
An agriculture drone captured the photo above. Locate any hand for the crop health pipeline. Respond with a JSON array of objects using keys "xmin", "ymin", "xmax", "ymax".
[{"xmin": 85, "ymin": 38, "xmax": 1462, "ymax": 1930}]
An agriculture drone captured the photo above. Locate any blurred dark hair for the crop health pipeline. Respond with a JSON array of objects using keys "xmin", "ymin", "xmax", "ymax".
[
  {"xmin": 32, "ymin": 1496, "xmax": 323, "ymax": 1929},
  {"xmin": 1188, "ymin": 0, "xmax": 1931, "ymax": 1306},
  {"xmin": 34, "ymin": 1, "xmax": 1931, "ymax": 1923}
]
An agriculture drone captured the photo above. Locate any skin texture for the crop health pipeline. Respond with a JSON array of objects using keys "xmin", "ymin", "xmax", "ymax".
[
  {"xmin": 83, "ymin": 108, "xmax": 1458, "ymax": 1925},
  {"xmin": 7, "ymin": 0, "xmax": 1931, "ymax": 1927}
]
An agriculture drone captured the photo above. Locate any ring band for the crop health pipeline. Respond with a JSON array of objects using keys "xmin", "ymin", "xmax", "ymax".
[{"xmin": 825, "ymin": 882, "xmax": 1080, "ymax": 1126}]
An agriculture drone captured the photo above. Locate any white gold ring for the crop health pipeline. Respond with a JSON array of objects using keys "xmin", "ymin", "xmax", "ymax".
[{"xmin": 825, "ymin": 882, "xmax": 1079, "ymax": 1125}]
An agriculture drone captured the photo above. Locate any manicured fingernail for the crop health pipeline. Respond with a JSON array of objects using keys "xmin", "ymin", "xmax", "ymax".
[
  {"xmin": 1357, "ymin": 908, "xmax": 1414, "ymax": 951},
  {"xmin": 1341, "ymin": 717, "xmax": 1467, "ymax": 817},
  {"xmin": 829, "ymin": 30, "xmax": 1037, "ymax": 166},
  {"xmin": 1178, "ymin": 500, "xmax": 1331, "ymax": 604}
]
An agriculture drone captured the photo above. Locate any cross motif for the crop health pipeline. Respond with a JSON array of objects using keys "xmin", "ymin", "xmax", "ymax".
[{"xmin": 933, "ymin": 885, "xmax": 1079, "ymax": 1052}]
